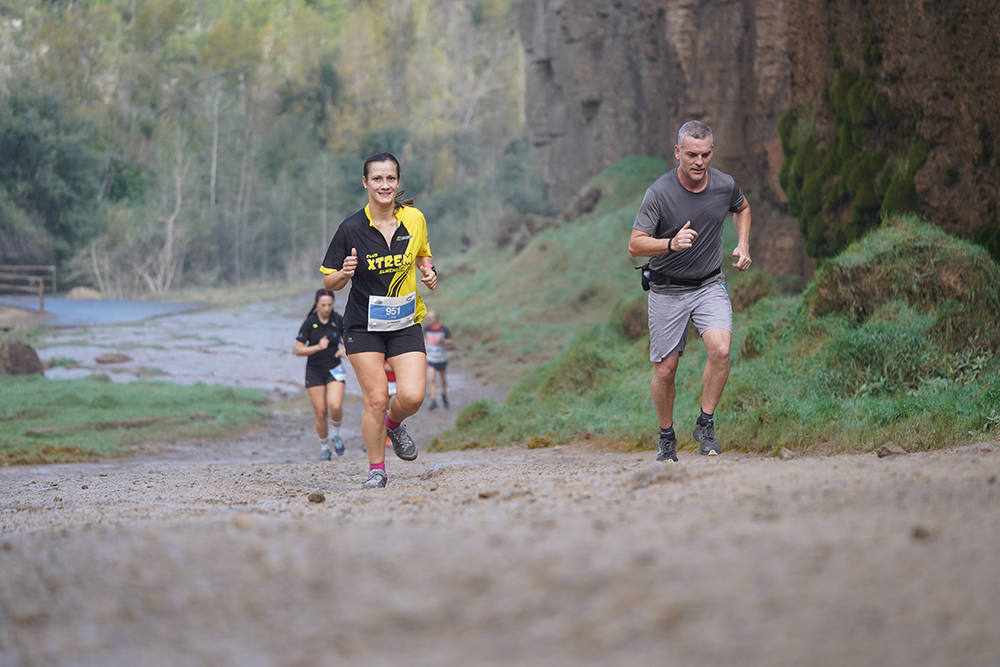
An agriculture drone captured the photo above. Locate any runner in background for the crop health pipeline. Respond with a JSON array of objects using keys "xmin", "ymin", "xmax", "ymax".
[
  {"xmin": 294, "ymin": 289, "xmax": 347, "ymax": 460},
  {"xmin": 384, "ymin": 360, "xmax": 397, "ymax": 399},
  {"xmin": 423, "ymin": 310, "xmax": 453, "ymax": 410},
  {"xmin": 384, "ymin": 361, "xmax": 396, "ymax": 451}
]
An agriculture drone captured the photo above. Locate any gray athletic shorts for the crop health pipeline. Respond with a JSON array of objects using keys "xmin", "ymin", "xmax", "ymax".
[{"xmin": 648, "ymin": 274, "xmax": 732, "ymax": 362}]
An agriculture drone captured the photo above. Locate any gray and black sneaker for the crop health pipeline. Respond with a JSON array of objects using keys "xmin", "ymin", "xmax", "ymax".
[
  {"xmin": 656, "ymin": 430, "xmax": 678, "ymax": 462},
  {"xmin": 441, "ymin": 395, "xmax": 449, "ymax": 409},
  {"xmin": 361, "ymin": 469, "xmax": 388, "ymax": 488},
  {"xmin": 693, "ymin": 420, "xmax": 722, "ymax": 456},
  {"xmin": 387, "ymin": 423, "xmax": 418, "ymax": 461}
]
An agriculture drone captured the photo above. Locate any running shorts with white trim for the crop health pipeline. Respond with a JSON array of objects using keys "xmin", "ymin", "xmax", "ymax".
[
  {"xmin": 648, "ymin": 274, "xmax": 732, "ymax": 362},
  {"xmin": 344, "ymin": 323, "xmax": 426, "ymax": 358},
  {"xmin": 305, "ymin": 365, "xmax": 339, "ymax": 388}
]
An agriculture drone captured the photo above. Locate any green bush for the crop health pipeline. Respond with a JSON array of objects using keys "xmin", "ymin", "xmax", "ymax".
[
  {"xmin": 846, "ymin": 79, "xmax": 877, "ymax": 127},
  {"xmin": 872, "ymin": 91, "xmax": 896, "ymax": 127},
  {"xmin": 807, "ymin": 217, "xmax": 1000, "ymax": 345},
  {"xmin": 906, "ymin": 139, "xmax": 930, "ymax": 175},
  {"xmin": 881, "ymin": 175, "xmax": 918, "ymax": 216},
  {"xmin": 801, "ymin": 171, "xmax": 825, "ymax": 216},
  {"xmin": 781, "ymin": 65, "xmax": 933, "ymax": 260},
  {"xmin": 455, "ymin": 399, "xmax": 496, "ymax": 430},
  {"xmin": 852, "ymin": 181, "xmax": 881, "ymax": 213},
  {"xmin": 827, "ymin": 67, "xmax": 859, "ymax": 117},
  {"xmin": 537, "ymin": 338, "xmax": 612, "ymax": 396},
  {"xmin": 0, "ymin": 78, "xmax": 103, "ymax": 263},
  {"xmin": 778, "ymin": 108, "xmax": 798, "ymax": 154},
  {"xmin": 824, "ymin": 314, "xmax": 938, "ymax": 395}
]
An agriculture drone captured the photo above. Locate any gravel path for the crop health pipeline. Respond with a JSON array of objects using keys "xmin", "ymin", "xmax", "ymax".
[
  {"xmin": 3, "ymin": 301, "xmax": 1000, "ymax": 666},
  {"xmin": 2, "ymin": 427, "xmax": 998, "ymax": 666}
]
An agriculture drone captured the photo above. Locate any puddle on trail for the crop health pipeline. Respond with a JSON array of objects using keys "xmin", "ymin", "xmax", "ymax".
[
  {"xmin": 39, "ymin": 300, "xmax": 309, "ymax": 395},
  {"xmin": 0, "ymin": 295, "xmax": 205, "ymax": 327},
  {"xmin": 35, "ymin": 298, "xmax": 503, "ymax": 428}
]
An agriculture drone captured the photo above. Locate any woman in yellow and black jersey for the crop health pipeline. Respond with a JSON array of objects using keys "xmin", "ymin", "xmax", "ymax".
[{"xmin": 320, "ymin": 152, "xmax": 438, "ymax": 489}]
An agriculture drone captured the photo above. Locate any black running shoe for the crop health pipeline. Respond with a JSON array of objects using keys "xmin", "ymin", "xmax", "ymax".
[
  {"xmin": 361, "ymin": 469, "xmax": 388, "ymax": 488},
  {"xmin": 387, "ymin": 423, "xmax": 418, "ymax": 461},
  {"xmin": 441, "ymin": 395, "xmax": 449, "ymax": 409},
  {"xmin": 693, "ymin": 421, "xmax": 722, "ymax": 456},
  {"xmin": 656, "ymin": 430, "xmax": 678, "ymax": 462}
]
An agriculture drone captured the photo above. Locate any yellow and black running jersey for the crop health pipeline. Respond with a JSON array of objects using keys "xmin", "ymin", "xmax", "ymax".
[{"xmin": 320, "ymin": 204, "xmax": 433, "ymax": 331}]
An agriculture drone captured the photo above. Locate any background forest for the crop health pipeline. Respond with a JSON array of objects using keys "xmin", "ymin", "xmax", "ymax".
[{"xmin": 0, "ymin": 0, "xmax": 549, "ymax": 295}]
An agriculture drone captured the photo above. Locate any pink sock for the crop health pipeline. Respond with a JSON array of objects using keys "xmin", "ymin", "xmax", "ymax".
[
  {"xmin": 370, "ymin": 462, "xmax": 385, "ymax": 472},
  {"xmin": 385, "ymin": 415, "xmax": 401, "ymax": 430}
]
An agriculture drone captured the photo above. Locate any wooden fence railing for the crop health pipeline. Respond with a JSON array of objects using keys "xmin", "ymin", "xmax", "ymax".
[{"xmin": 0, "ymin": 265, "xmax": 57, "ymax": 312}]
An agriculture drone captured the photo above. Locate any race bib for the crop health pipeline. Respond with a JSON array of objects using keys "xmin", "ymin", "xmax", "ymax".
[
  {"xmin": 367, "ymin": 293, "xmax": 416, "ymax": 332},
  {"xmin": 330, "ymin": 365, "xmax": 346, "ymax": 382}
]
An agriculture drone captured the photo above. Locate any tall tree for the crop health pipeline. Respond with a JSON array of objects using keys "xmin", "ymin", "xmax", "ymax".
[{"xmin": 0, "ymin": 79, "xmax": 102, "ymax": 263}]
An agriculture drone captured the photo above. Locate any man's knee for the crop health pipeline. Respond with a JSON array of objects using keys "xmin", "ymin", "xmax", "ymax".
[
  {"xmin": 705, "ymin": 340, "xmax": 731, "ymax": 363},
  {"xmin": 653, "ymin": 356, "xmax": 679, "ymax": 382},
  {"xmin": 702, "ymin": 329, "xmax": 731, "ymax": 363}
]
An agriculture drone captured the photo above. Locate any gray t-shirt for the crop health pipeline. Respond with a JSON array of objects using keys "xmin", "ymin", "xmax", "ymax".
[{"xmin": 632, "ymin": 167, "xmax": 744, "ymax": 285}]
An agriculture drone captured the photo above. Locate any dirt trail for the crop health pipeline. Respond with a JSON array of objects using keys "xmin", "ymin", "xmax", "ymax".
[
  {"xmin": 2, "ymin": 301, "xmax": 1000, "ymax": 665},
  {"xmin": 2, "ymin": 431, "xmax": 999, "ymax": 666}
]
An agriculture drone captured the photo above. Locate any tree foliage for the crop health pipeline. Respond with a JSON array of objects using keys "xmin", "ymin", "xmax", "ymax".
[
  {"xmin": 0, "ymin": 0, "xmax": 536, "ymax": 294},
  {"xmin": 0, "ymin": 79, "xmax": 102, "ymax": 262}
]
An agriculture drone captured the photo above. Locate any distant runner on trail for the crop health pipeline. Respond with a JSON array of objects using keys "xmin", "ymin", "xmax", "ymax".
[
  {"xmin": 320, "ymin": 152, "xmax": 438, "ymax": 489},
  {"xmin": 627, "ymin": 120, "xmax": 752, "ymax": 462},
  {"xmin": 423, "ymin": 310, "xmax": 453, "ymax": 410},
  {"xmin": 294, "ymin": 288, "xmax": 347, "ymax": 460},
  {"xmin": 384, "ymin": 360, "xmax": 397, "ymax": 399}
]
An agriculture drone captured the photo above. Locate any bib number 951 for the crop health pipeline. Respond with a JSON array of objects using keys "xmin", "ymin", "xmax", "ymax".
[{"xmin": 367, "ymin": 293, "xmax": 416, "ymax": 332}]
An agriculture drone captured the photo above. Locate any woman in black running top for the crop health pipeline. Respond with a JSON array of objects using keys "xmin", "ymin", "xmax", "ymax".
[
  {"xmin": 320, "ymin": 152, "xmax": 438, "ymax": 489},
  {"xmin": 294, "ymin": 289, "xmax": 347, "ymax": 460}
]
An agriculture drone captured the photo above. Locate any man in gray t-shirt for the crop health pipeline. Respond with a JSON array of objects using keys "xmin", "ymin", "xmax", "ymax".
[{"xmin": 627, "ymin": 120, "xmax": 752, "ymax": 462}]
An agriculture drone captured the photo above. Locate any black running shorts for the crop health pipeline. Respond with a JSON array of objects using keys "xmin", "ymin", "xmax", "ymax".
[
  {"xmin": 305, "ymin": 364, "xmax": 340, "ymax": 388},
  {"xmin": 344, "ymin": 323, "xmax": 426, "ymax": 358}
]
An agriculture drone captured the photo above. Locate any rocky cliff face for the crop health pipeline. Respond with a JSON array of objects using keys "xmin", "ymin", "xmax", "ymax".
[
  {"xmin": 518, "ymin": 0, "xmax": 1000, "ymax": 276},
  {"xmin": 783, "ymin": 0, "xmax": 1000, "ymax": 256}
]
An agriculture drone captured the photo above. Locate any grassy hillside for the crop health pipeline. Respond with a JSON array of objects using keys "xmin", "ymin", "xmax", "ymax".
[{"xmin": 424, "ymin": 157, "xmax": 1000, "ymax": 455}]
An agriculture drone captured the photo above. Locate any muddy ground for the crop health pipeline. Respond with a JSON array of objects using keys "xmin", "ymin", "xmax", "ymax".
[{"xmin": 2, "ymin": 301, "xmax": 1000, "ymax": 666}]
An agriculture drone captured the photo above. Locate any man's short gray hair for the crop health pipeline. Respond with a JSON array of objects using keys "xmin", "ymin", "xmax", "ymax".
[{"xmin": 677, "ymin": 120, "xmax": 713, "ymax": 148}]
